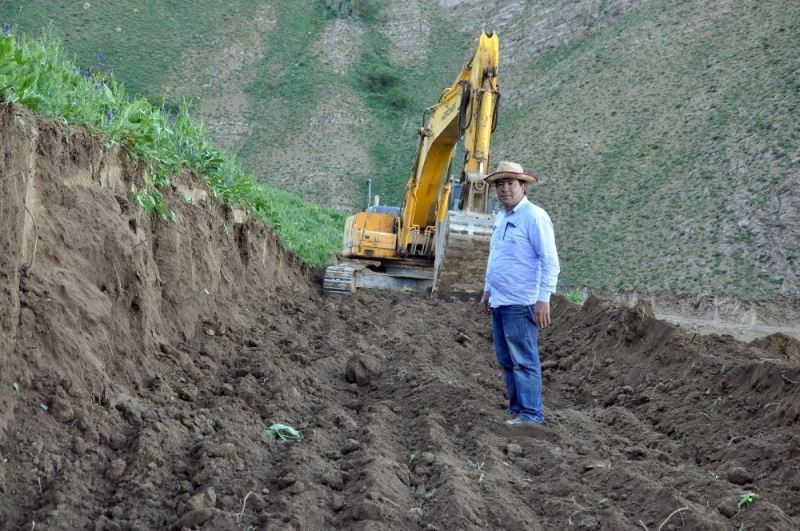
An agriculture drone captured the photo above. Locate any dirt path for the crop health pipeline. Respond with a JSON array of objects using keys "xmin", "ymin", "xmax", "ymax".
[{"xmin": 3, "ymin": 289, "xmax": 799, "ymax": 530}]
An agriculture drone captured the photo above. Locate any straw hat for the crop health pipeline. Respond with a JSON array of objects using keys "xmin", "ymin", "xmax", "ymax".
[{"xmin": 484, "ymin": 161, "xmax": 540, "ymax": 184}]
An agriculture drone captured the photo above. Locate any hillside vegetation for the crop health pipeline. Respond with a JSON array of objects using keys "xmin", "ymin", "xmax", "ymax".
[
  {"xmin": 498, "ymin": 0, "xmax": 799, "ymax": 297},
  {"xmin": 0, "ymin": 26, "xmax": 344, "ymax": 266},
  {"xmin": 2, "ymin": 0, "xmax": 797, "ymax": 298}
]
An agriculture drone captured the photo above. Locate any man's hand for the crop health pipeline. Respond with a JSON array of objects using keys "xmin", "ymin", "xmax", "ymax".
[
  {"xmin": 480, "ymin": 291, "xmax": 491, "ymax": 313},
  {"xmin": 534, "ymin": 301, "xmax": 551, "ymax": 328}
]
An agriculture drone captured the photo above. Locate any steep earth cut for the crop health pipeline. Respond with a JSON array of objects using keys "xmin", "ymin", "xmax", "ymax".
[{"xmin": 1, "ymin": 108, "xmax": 799, "ymax": 530}]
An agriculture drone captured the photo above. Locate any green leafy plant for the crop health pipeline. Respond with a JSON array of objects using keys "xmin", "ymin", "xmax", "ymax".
[{"xmin": 737, "ymin": 491, "xmax": 760, "ymax": 509}]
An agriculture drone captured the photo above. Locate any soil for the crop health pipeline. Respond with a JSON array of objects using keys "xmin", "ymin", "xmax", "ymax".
[{"xmin": 1, "ymin": 105, "xmax": 799, "ymax": 530}]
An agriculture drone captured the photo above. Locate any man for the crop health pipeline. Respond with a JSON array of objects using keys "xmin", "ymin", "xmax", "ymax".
[{"xmin": 480, "ymin": 161, "xmax": 560, "ymax": 426}]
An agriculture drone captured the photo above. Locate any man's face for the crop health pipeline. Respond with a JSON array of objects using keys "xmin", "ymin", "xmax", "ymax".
[{"xmin": 495, "ymin": 178, "xmax": 526, "ymax": 209}]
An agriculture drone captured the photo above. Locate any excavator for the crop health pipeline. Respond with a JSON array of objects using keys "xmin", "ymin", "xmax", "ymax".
[{"xmin": 324, "ymin": 32, "xmax": 500, "ymax": 296}]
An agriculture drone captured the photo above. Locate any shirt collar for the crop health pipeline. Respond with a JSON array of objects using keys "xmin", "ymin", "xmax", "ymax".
[{"xmin": 504, "ymin": 195, "xmax": 530, "ymax": 215}]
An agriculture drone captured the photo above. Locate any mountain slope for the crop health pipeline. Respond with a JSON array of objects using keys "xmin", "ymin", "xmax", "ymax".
[{"xmin": 4, "ymin": 0, "xmax": 796, "ymax": 297}]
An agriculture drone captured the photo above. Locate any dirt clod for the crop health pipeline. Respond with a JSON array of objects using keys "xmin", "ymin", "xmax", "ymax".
[
  {"xmin": 178, "ymin": 384, "xmax": 199, "ymax": 401},
  {"xmin": 106, "ymin": 458, "xmax": 127, "ymax": 480},
  {"xmin": 726, "ymin": 466, "xmax": 755, "ymax": 485},
  {"xmin": 345, "ymin": 354, "xmax": 378, "ymax": 386},
  {"xmin": 186, "ymin": 487, "xmax": 217, "ymax": 512},
  {"xmin": 505, "ymin": 443, "xmax": 524, "ymax": 457}
]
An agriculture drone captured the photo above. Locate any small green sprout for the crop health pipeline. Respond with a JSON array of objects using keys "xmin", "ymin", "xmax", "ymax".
[
  {"xmin": 468, "ymin": 460, "xmax": 484, "ymax": 470},
  {"xmin": 707, "ymin": 470, "xmax": 719, "ymax": 481},
  {"xmin": 424, "ymin": 488, "xmax": 436, "ymax": 500},
  {"xmin": 409, "ymin": 451, "xmax": 422, "ymax": 463},
  {"xmin": 737, "ymin": 491, "xmax": 760, "ymax": 509},
  {"xmin": 11, "ymin": 382, "xmax": 19, "ymax": 392}
]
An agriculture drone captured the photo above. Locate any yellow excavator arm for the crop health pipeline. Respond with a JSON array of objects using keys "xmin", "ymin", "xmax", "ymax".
[
  {"xmin": 399, "ymin": 31, "xmax": 499, "ymax": 255},
  {"xmin": 325, "ymin": 32, "xmax": 500, "ymax": 295}
]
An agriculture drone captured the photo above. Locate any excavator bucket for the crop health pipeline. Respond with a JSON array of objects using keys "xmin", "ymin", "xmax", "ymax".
[{"xmin": 432, "ymin": 210, "xmax": 494, "ymax": 295}]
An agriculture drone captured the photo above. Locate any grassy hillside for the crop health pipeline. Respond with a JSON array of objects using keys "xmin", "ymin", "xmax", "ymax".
[
  {"xmin": 498, "ymin": 0, "xmax": 799, "ymax": 297},
  {"xmin": 0, "ymin": 0, "xmax": 472, "ymax": 209},
  {"xmin": 2, "ymin": 0, "xmax": 797, "ymax": 297},
  {"xmin": 0, "ymin": 27, "xmax": 344, "ymax": 266}
]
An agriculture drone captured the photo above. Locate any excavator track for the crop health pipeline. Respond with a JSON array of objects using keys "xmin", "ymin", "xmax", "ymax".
[
  {"xmin": 323, "ymin": 261, "xmax": 434, "ymax": 294},
  {"xmin": 432, "ymin": 210, "xmax": 494, "ymax": 295},
  {"xmin": 324, "ymin": 211, "xmax": 493, "ymax": 296},
  {"xmin": 323, "ymin": 265, "xmax": 356, "ymax": 294}
]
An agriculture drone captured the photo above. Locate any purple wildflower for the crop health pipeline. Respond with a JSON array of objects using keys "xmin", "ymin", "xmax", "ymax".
[
  {"xmin": 105, "ymin": 109, "xmax": 113, "ymax": 123},
  {"xmin": 2, "ymin": 23, "xmax": 11, "ymax": 38},
  {"xmin": 168, "ymin": 113, "xmax": 176, "ymax": 125}
]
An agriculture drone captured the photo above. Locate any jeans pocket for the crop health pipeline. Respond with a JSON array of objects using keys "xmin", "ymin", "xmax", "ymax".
[{"xmin": 525, "ymin": 305, "xmax": 538, "ymax": 327}]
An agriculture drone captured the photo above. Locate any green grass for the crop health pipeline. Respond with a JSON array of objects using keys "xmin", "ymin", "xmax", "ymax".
[
  {"xmin": 347, "ymin": 17, "xmax": 476, "ymax": 206},
  {"xmin": 0, "ymin": 27, "xmax": 344, "ymax": 267},
  {"xmin": 498, "ymin": 0, "xmax": 799, "ymax": 298},
  {"xmin": 0, "ymin": 1, "xmax": 259, "ymax": 103},
  {"xmin": 237, "ymin": 0, "xmax": 331, "ymax": 159}
]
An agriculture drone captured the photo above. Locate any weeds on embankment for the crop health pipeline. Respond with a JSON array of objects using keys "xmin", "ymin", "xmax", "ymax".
[{"xmin": 0, "ymin": 26, "xmax": 344, "ymax": 267}]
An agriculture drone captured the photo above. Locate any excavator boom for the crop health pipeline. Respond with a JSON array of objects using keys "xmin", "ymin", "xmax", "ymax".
[{"xmin": 324, "ymin": 32, "xmax": 500, "ymax": 296}]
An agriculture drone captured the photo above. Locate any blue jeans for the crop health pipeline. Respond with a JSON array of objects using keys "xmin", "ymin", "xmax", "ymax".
[{"xmin": 492, "ymin": 304, "xmax": 544, "ymax": 423}]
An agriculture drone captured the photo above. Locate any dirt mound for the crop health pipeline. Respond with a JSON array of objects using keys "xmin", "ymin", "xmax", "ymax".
[
  {"xmin": 1, "ymin": 107, "xmax": 799, "ymax": 530},
  {"xmin": 751, "ymin": 333, "xmax": 800, "ymax": 362}
]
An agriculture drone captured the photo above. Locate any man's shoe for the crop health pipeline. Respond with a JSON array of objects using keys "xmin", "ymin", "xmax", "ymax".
[{"xmin": 506, "ymin": 415, "xmax": 544, "ymax": 426}]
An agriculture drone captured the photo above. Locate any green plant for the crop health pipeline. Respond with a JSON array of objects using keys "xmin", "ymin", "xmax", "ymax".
[
  {"xmin": 409, "ymin": 451, "xmax": 422, "ymax": 463},
  {"xmin": 737, "ymin": 491, "xmax": 760, "ymax": 509},
  {"xmin": 468, "ymin": 460, "xmax": 484, "ymax": 471},
  {"xmin": 558, "ymin": 288, "xmax": 587, "ymax": 305}
]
